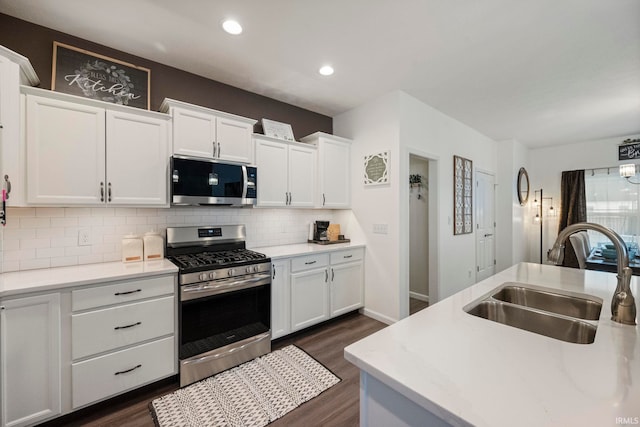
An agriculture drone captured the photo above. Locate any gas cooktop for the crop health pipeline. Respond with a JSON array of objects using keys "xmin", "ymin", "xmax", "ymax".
[{"xmin": 168, "ymin": 248, "xmax": 267, "ymax": 270}]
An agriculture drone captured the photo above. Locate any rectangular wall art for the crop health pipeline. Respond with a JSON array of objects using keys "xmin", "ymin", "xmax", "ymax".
[{"xmin": 453, "ymin": 155, "xmax": 473, "ymax": 235}]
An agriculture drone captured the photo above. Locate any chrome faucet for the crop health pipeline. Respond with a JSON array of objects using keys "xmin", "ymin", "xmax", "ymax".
[{"xmin": 548, "ymin": 222, "xmax": 637, "ymax": 325}]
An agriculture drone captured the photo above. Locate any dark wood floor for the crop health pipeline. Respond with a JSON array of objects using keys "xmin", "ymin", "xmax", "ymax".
[
  {"xmin": 410, "ymin": 297, "xmax": 429, "ymax": 315},
  {"xmin": 41, "ymin": 312, "xmax": 386, "ymax": 427}
]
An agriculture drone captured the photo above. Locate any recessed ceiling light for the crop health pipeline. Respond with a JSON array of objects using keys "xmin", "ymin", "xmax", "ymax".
[
  {"xmin": 222, "ymin": 19, "xmax": 243, "ymax": 35},
  {"xmin": 319, "ymin": 65, "xmax": 334, "ymax": 76}
]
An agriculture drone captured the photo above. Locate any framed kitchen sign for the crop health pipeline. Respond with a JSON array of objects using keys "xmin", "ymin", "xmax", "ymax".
[
  {"xmin": 364, "ymin": 151, "xmax": 390, "ymax": 186},
  {"xmin": 52, "ymin": 41, "xmax": 150, "ymax": 109},
  {"xmin": 619, "ymin": 138, "xmax": 640, "ymax": 161},
  {"xmin": 261, "ymin": 118, "xmax": 295, "ymax": 141},
  {"xmin": 453, "ymin": 155, "xmax": 473, "ymax": 235}
]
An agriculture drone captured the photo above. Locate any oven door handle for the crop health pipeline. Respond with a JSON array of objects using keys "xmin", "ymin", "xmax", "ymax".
[{"xmin": 181, "ymin": 273, "xmax": 270, "ymax": 301}]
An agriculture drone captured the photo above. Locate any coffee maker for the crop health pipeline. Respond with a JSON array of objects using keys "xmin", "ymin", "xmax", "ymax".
[{"xmin": 314, "ymin": 221, "xmax": 330, "ymax": 241}]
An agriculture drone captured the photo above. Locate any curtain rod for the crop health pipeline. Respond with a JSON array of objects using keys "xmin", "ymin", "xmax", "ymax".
[{"xmin": 585, "ymin": 165, "xmax": 628, "ymax": 176}]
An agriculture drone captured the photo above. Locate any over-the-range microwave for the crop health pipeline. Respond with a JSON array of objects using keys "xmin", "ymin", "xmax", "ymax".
[{"xmin": 170, "ymin": 156, "xmax": 257, "ymax": 206}]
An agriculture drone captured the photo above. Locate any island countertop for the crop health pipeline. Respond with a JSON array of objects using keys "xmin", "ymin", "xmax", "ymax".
[{"xmin": 344, "ymin": 262, "xmax": 640, "ymax": 427}]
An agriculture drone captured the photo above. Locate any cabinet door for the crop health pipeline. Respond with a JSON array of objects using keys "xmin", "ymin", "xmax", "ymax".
[
  {"xmin": 106, "ymin": 110, "xmax": 169, "ymax": 206},
  {"xmin": 0, "ymin": 56, "xmax": 24, "ymax": 206},
  {"xmin": 255, "ymin": 138, "xmax": 288, "ymax": 207},
  {"xmin": 216, "ymin": 116, "xmax": 254, "ymax": 163},
  {"xmin": 288, "ymin": 145, "xmax": 315, "ymax": 208},
  {"xmin": 26, "ymin": 95, "xmax": 106, "ymax": 204},
  {"xmin": 330, "ymin": 261, "xmax": 364, "ymax": 317},
  {"xmin": 271, "ymin": 260, "xmax": 290, "ymax": 340},
  {"xmin": 319, "ymin": 138, "xmax": 350, "ymax": 208},
  {"xmin": 290, "ymin": 268, "xmax": 329, "ymax": 331},
  {"xmin": 172, "ymin": 107, "xmax": 215, "ymax": 158},
  {"xmin": 1, "ymin": 294, "xmax": 61, "ymax": 427}
]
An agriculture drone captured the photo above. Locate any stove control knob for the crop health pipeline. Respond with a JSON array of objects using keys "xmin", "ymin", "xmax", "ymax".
[
  {"xmin": 228, "ymin": 268, "xmax": 235, "ymax": 277},
  {"xmin": 209, "ymin": 272, "xmax": 216, "ymax": 280},
  {"xmin": 246, "ymin": 266, "xmax": 252, "ymax": 274},
  {"xmin": 199, "ymin": 273, "xmax": 208, "ymax": 281}
]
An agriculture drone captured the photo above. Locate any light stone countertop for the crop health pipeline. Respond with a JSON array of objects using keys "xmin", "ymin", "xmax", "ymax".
[
  {"xmin": 251, "ymin": 241, "xmax": 365, "ymax": 259},
  {"xmin": 0, "ymin": 260, "xmax": 178, "ymax": 298},
  {"xmin": 344, "ymin": 262, "xmax": 640, "ymax": 427}
]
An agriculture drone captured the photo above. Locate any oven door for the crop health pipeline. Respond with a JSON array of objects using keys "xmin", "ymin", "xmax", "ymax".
[{"xmin": 178, "ymin": 273, "xmax": 271, "ymax": 386}]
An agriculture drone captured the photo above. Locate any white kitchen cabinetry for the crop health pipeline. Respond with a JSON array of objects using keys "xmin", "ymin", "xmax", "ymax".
[
  {"xmin": 329, "ymin": 249, "xmax": 364, "ymax": 316},
  {"xmin": 160, "ymin": 98, "xmax": 256, "ymax": 163},
  {"xmin": 0, "ymin": 293, "xmax": 61, "ymax": 427},
  {"xmin": 290, "ymin": 253, "xmax": 330, "ymax": 331},
  {"xmin": 24, "ymin": 88, "xmax": 170, "ymax": 206},
  {"xmin": 270, "ymin": 259, "xmax": 290, "ymax": 340},
  {"xmin": 0, "ymin": 45, "xmax": 39, "ymax": 207},
  {"xmin": 300, "ymin": 132, "xmax": 352, "ymax": 209},
  {"xmin": 254, "ymin": 134, "xmax": 315, "ymax": 207},
  {"xmin": 70, "ymin": 274, "xmax": 176, "ymax": 409}
]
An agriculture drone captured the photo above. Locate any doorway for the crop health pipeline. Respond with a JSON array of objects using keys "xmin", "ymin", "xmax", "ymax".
[
  {"xmin": 409, "ymin": 155, "xmax": 429, "ymax": 314},
  {"xmin": 475, "ymin": 171, "xmax": 496, "ymax": 282}
]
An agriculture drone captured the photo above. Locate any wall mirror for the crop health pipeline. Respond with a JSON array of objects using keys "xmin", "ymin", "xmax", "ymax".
[{"xmin": 517, "ymin": 167, "xmax": 530, "ymax": 206}]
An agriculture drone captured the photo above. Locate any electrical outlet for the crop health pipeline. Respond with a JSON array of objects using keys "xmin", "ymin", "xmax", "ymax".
[
  {"xmin": 78, "ymin": 229, "xmax": 91, "ymax": 246},
  {"xmin": 373, "ymin": 224, "xmax": 388, "ymax": 234}
]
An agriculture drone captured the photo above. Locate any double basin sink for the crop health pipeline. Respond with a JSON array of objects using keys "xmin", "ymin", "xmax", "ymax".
[{"xmin": 464, "ymin": 283, "xmax": 603, "ymax": 344}]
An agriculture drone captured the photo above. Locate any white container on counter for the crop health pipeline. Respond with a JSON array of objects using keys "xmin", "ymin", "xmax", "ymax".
[
  {"xmin": 143, "ymin": 232, "xmax": 164, "ymax": 261},
  {"xmin": 121, "ymin": 234, "xmax": 143, "ymax": 263}
]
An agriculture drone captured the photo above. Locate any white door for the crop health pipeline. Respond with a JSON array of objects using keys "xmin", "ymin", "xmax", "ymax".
[
  {"xmin": 290, "ymin": 268, "xmax": 329, "ymax": 331},
  {"xmin": 330, "ymin": 261, "xmax": 364, "ymax": 317},
  {"xmin": 1, "ymin": 293, "xmax": 61, "ymax": 427},
  {"xmin": 476, "ymin": 171, "xmax": 496, "ymax": 281},
  {"xmin": 288, "ymin": 145, "xmax": 315, "ymax": 207},
  {"xmin": 318, "ymin": 138, "xmax": 350, "ymax": 208},
  {"xmin": 26, "ymin": 95, "xmax": 106, "ymax": 205},
  {"xmin": 255, "ymin": 138, "xmax": 288, "ymax": 206},
  {"xmin": 216, "ymin": 116, "xmax": 254, "ymax": 163},
  {"xmin": 172, "ymin": 107, "xmax": 215, "ymax": 158},
  {"xmin": 270, "ymin": 260, "xmax": 290, "ymax": 339},
  {"xmin": 106, "ymin": 110, "xmax": 169, "ymax": 206}
]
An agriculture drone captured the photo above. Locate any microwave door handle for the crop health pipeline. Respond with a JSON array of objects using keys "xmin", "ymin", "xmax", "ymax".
[{"xmin": 242, "ymin": 165, "xmax": 248, "ymax": 198}]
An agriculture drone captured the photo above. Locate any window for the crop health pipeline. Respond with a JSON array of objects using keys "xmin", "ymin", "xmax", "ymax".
[{"xmin": 585, "ymin": 169, "xmax": 640, "ymax": 245}]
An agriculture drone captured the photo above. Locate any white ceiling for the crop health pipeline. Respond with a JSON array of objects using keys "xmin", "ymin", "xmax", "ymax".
[{"xmin": 1, "ymin": 0, "xmax": 639, "ymax": 148}]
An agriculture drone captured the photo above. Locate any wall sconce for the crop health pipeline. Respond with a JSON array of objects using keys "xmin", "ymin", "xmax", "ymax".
[{"xmin": 619, "ymin": 164, "xmax": 640, "ymax": 184}]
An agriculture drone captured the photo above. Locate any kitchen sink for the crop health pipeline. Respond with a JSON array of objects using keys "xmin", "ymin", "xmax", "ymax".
[
  {"xmin": 464, "ymin": 283, "xmax": 602, "ymax": 344},
  {"xmin": 490, "ymin": 284, "xmax": 602, "ymax": 320}
]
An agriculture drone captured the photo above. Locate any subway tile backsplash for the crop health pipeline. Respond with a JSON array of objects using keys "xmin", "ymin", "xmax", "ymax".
[{"xmin": 2, "ymin": 207, "xmax": 336, "ymax": 272}]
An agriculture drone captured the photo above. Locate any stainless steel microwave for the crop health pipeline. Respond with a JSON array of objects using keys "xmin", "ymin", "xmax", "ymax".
[{"xmin": 170, "ymin": 156, "xmax": 257, "ymax": 206}]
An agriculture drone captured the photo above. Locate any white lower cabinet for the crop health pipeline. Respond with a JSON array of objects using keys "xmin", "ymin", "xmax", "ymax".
[
  {"xmin": 276, "ymin": 247, "xmax": 364, "ymax": 338},
  {"xmin": 271, "ymin": 259, "xmax": 290, "ymax": 340},
  {"xmin": 0, "ymin": 293, "xmax": 61, "ymax": 427}
]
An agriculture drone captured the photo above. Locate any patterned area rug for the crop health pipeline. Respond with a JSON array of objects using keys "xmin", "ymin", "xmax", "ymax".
[{"xmin": 150, "ymin": 345, "xmax": 341, "ymax": 427}]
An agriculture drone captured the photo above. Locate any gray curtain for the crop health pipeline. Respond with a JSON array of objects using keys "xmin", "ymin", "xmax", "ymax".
[{"xmin": 558, "ymin": 170, "xmax": 587, "ymax": 268}]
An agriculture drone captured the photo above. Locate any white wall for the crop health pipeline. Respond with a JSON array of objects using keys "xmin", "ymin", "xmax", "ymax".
[
  {"xmin": 528, "ymin": 133, "xmax": 640, "ymax": 258},
  {"xmin": 334, "ymin": 90, "xmax": 500, "ymax": 323},
  {"xmin": 2, "ymin": 206, "xmax": 336, "ymax": 272}
]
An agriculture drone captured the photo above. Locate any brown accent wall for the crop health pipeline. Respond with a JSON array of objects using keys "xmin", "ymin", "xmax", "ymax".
[{"xmin": 0, "ymin": 13, "xmax": 332, "ymax": 137}]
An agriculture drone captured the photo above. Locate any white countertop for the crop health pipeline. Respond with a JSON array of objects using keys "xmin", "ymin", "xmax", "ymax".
[
  {"xmin": 344, "ymin": 262, "xmax": 640, "ymax": 427},
  {"xmin": 251, "ymin": 241, "xmax": 365, "ymax": 259},
  {"xmin": 0, "ymin": 260, "xmax": 178, "ymax": 297}
]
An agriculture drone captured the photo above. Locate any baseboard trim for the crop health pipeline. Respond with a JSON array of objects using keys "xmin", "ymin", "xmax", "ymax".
[
  {"xmin": 362, "ymin": 308, "xmax": 396, "ymax": 325},
  {"xmin": 409, "ymin": 291, "xmax": 429, "ymax": 303}
]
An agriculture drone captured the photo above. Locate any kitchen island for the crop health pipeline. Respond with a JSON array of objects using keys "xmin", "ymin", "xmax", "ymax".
[{"xmin": 344, "ymin": 262, "xmax": 640, "ymax": 427}]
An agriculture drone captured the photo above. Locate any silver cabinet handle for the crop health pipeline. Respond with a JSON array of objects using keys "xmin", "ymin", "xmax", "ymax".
[
  {"xmin": 100, "ymin": 182, "xmax": 105, "ymax": 202},
  {"xmin": 289, "ymin": 192, "xmax": 292, "ymax": 205},
  {"xmin": 114, "ymin": 321, "xmax": 141, "ymax": 330},
  {"xmin": 323, "ymin": 193, "xmax": 326, "ymax": 206},
  {"xmin": 114, "ymin": 364, "xmax": 141, "ymax": 375},
  {"xmin": 107, "ymin": 182, "xmax": 112, "ymax": 202},
  {"xmin": 4, "ymin": 175, "xmax": 11, "ymax": 199},
  {"xmin": 344, "ymin": 255, "xmax": 353, "ymax": 259},
  {"xmin": 212, "ymin": 141, "xmax": 217, "ymax": 157},
  {"xmin": 273, "ymin": 264, "xmax": 276, "ymax": 279},
  {"xmin": 114, "ymin": 289, "xmax": 141, "ymax": 296},
  {"xmin": 325, "ymin": 269, "xmax": 328, "ymax": 282},
  {"xmin": 484, "ymin": 233, "xmax": 493, "ymax": 237},
  {"xmin": 331, "ymin": 268, "xmax": 335, "ymax": 281},
  {"xmin": 304, "ymin": 260, "xmax": 317, "ymax": 265},
  {"xmin": 218, "ymin": 142, "xmax": 221, "ymax": 158}
]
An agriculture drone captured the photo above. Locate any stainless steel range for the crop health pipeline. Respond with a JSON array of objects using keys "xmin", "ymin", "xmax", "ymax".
[{"xmin": 166, "ymin": 225, "xmax": 271, "ymax": 387}]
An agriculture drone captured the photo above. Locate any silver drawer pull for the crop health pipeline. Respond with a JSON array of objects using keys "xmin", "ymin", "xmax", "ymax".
[
  {"xmin": 344, "ymin": 255, "xmax": 353, "ymax": 259},
  {"xmin": 114, "ymin": 364, "xmax": 142, "ymax": 375},
  {"xmin": 305, "ymin": 260, "xmax": 317, "ymax": 265},
  {"xmin": 114, "ymin": 321, "xmax": 141, "ymax": 330},
  {"xmin": 114, "ymin": 289, "xmax": 141, "ymax": 296}
]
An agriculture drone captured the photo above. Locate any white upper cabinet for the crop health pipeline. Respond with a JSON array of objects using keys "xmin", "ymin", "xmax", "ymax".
[
  {"xmin": 300, "ymin": 132, "xmax": 352, "ymax": 209},
  {"xmin": 160, "ymin": 98, "xmax": 256, "ymax": 164},
  {"xmin": 0, "ymin": 45, "xmax": 39, "ymax": 207},
  {"xmin": 24, "ymin": 87, "xmax": 170, "ymax": 206},
  {"xmin": 254, "ymin": 134, "xmax": 315, "ymax": 207}
]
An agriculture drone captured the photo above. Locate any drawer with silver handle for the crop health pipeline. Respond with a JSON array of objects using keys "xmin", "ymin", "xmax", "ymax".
[
  {"xmin": 72, "ymin": 275, "xmax": 175, "ymax": 311},
  {"xmin": 290, "ymin": 253, "xmax": 329, "ymax": 272},
  {"xmin": 330, "ymin": 248, "xmax": 364, "ymax": 265},
  {"xmin": 71, "ymin": 296, "xmax": 174, "ymax": 359},
  {"xmin": 71, "ymin": 336, "xmax": 175, "ymax": 409}
]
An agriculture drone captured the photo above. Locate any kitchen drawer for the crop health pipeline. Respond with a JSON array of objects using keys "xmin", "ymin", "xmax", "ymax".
[
  {"xmin": 72, "ymin": 336, "xmax": 175, "ymax": 409},
  {"xmin": 72, "ymin": 275, "xmax": 175, "ymax": 311},
  {"xmin": 72, "ymin": 296, "xmax": 174, "ymax": 360},
  {"xmin": 290, "ymin": 253, "xmax": 329, "ymax": 272},
  {"xmin": 330, "ymin": 248, "xmax": 364, "ymax": 265}
]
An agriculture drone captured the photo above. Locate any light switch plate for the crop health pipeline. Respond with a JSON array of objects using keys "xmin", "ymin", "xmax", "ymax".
[{"xmin": 373, "ymin": 224, "xmax": 388, "ymax": 234}]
